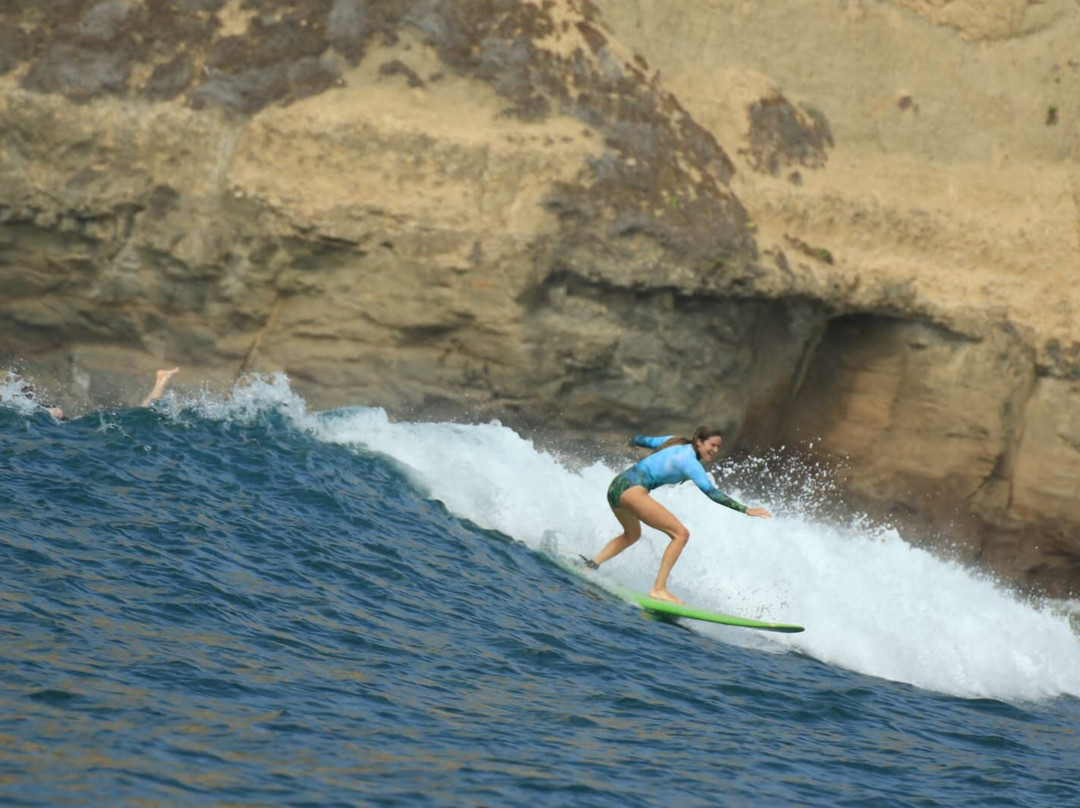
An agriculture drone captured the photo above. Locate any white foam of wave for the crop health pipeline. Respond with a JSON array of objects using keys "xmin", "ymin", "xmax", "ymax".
[
  {"xmin": 131, "ymin": 373, "xmax": 1080, "ymax": 702},
  {"xmin": 304, "ymin": 403, "xmax": 1080, "ymax": 703}
]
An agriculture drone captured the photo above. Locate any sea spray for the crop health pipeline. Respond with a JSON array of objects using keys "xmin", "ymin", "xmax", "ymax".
[{"xmin": 311, "ymin": 401, "xmax": 1080, "ymax": 701}]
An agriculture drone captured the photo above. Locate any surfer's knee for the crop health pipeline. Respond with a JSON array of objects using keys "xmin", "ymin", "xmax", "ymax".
[{"xmin": 669, "ymin": 526, "xmax": 689, "ymax": 545}]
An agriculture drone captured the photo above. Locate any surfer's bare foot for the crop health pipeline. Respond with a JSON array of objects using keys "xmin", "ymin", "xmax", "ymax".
[{"xmin": 648, "ymin": 588, "xmax": 684, "ymax": 604}]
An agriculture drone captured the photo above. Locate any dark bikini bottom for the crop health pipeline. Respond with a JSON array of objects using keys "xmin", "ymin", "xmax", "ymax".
[{"xmin": 606, "ymin": 470, "xmax": 649, "ymax": 509}]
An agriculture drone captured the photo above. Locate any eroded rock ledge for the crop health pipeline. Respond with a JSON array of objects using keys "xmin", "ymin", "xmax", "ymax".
[{"xmin": 2, "ymin": 0, "xmax": 1079, "ymax": 596}]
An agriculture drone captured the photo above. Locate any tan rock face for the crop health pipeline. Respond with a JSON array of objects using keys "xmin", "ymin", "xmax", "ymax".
[
  {"xmin": 890, "ymin": 0, "xmax": 1069, "ymax": 41},
  {"xmin": 1, "ymin": 0, "xmax": 1079, "ymax": 595}
]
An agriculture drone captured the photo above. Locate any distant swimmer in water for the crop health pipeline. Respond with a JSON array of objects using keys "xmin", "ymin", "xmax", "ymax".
[
  {"xmin": 140, "ymin": 366, "xmax": 180, "ymax": 407},
  {"xmin": 582, "ymin": 426, "xmax": 772, "ymax": 604}
]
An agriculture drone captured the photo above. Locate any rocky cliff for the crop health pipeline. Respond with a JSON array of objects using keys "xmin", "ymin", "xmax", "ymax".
[{"xmin": 2, "ymin": 0, "xmax": 1078, "ymax": 596}]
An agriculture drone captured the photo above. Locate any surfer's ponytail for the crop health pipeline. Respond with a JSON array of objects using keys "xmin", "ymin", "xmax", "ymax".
[{"xmin": 655, "ymin": 425, "xmax": 723, "ymax": 456}]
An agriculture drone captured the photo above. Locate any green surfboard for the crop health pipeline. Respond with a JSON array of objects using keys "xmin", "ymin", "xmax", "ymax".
[{"xmin": 554, "ymin": 553, "xmax": 804, "ymax": 633}]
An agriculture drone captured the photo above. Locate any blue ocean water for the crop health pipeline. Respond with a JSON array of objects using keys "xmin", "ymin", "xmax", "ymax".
[{"xmin": 2, "ymin": 373, "xmax": 1079, "ymax": 807}]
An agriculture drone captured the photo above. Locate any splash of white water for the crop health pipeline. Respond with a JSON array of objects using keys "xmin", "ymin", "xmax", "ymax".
[
  {"xmin": 117, "ymin": 372, "xmax": 1080, "ymax": 702},
  {"xmin": 306, "ymin": 403, "xmax": 1080, "ymax": 702}
]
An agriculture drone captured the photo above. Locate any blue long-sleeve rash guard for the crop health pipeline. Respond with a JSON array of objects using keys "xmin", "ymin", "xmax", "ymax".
[{"xmin": 624, "ymin": 435, "xmax": 747, "ymax": 513}]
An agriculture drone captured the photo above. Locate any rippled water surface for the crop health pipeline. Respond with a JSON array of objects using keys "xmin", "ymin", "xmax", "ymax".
[{"xmin": 2, "ymin": 376, "xmax": 1078, "ymax": 806}]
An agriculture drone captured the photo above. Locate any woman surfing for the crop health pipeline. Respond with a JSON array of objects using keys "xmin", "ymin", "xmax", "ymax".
[{"xmin": 583, "ymin": 426, "xmax": 772, "ymax": 604}]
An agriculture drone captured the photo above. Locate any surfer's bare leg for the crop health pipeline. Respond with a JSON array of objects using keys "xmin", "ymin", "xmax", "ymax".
[
  {"xmin": 140, "ymin": 367, "xmax": 179, "ymax": 406},
  {"xmin": 651, "ymin": 538, "xmax": 689, "ymax": 604},
  {"xmin": 618, "ymin": 488, "xmax": 689, "ymax": 604},
  {"xmin": 592, "ymin": 506, "xmax": 642, "ymax": 566}
]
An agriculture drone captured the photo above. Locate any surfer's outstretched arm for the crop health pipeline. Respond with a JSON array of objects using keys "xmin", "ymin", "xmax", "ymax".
[
  {"xmin": 628, "ymin": 434, "xmax": 673, "ymax": 450},
  {"xmin": 682, "ymin": 444, "xmax": 773, "ymax": 518},
  {"xmin": 140, "ymin": 367, "xmax": 179, "ymax": 406},
  {"xmin": 706, "ymin": 482, "xmax": 772, "ymax": 518}
]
